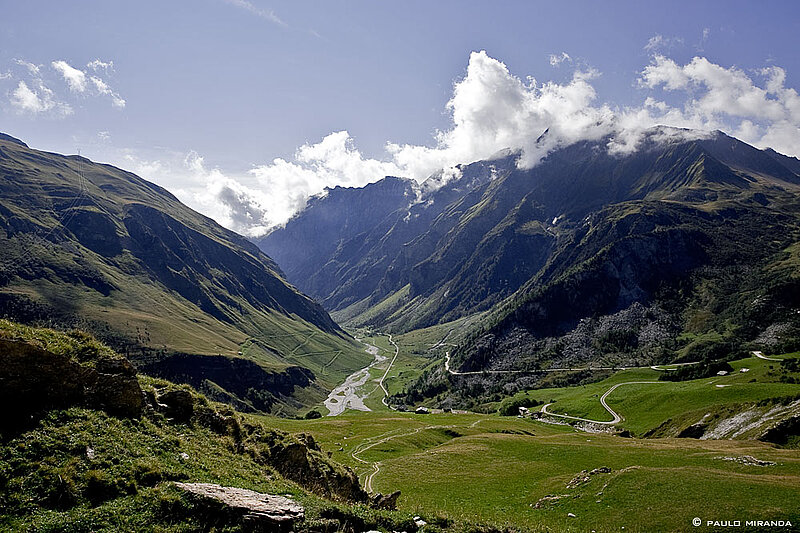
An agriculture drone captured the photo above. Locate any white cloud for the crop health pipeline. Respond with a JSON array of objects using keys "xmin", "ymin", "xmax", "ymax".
[
  {"xmin": 90, "ymin": 76, "xmax": 126, "ymax": 108},
  {"xmin": 52, "ymin": 60, "xmax": 87, "ymax": 92},
  {"xmin": 9, "ymin": 80, "xmax": 73, "ymax": 116},
  {"xmin": 51, "ymin": 59, "xmax": 125, "ymax": 107},
  {"xmin": 87, "ymin": 59, "xmax": 114, "ymax": 73},
  {"xmin": 14, "ymin": 59, "xmax": 41, "ymax": 75},
  {"xmin": 250, "ymin": 131, "xmax": 404, "ymax": 226},
  {"xmin": 222, "ymin": 0, "xmax": 286, "ymax": 26},
  {"xmin": 227, "ymin": 51, "xmax": 800, "ymax": 233},
  {"xmin": 4, "ymin": 57, "xmax": 126, "ymax": 114},
  {"xmin": 388, "ymin": 51, "xmax": 615, "ymax": 171},
  {"xmin": 549, "ymin": 52, "xmax": 571, "ymax": 67},
  {"xmin": 109, "ymin": 51, "xmax": 800, "ymax": 236},
  {"xmin": 184, "ymin": 152, "xmax": 274, "ymax": 235},
  {"xmin": 635, "ymin": 55, "xmax": 800, "ymax": 155},
  {"xmin": 121, "ymin": 150, "xmax": 273, "ymax": 236},
  {"xmin": 644, "ymin": 34, "xmax": 684, "ymax": 52}
]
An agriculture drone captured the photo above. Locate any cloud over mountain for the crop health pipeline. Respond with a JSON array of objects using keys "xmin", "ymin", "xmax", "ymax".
[
  {"xmin": 212, "ymin": 51, "xmax": 800, "ymax": 233},
  {"xmin": 106, "ymin": 51, "xmax": 800, "ymax": 236}
]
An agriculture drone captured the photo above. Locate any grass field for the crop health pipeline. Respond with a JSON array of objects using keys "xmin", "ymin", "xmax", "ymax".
[
  {"xmin": 267, "ymin": 410, "xmax": 800, "ymax": 532},
  {"xmin": 268, "ymin": 348, "xmax": 800, "ymax": 532},
  {"xmin": 507, "ymin": 353, "xmax": 800, "ymax": 436}
]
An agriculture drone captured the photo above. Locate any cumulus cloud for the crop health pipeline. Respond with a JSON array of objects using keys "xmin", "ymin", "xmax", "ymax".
[
  {"xmin": 111, "ymin": 51, "xmax": 800, "ymax": 236},
  {"xmin": 216, "ymin": 50, "xmax": 800, "ymax": 234},
  {"xmin": 122, "ymin": 150, "xmax": 273, "ymax": 236},
  {"xmin": 52, "ymin": 60, "xmax": 87, "ymax": 92},
  {"xmin": 3, "ymin": 58, "xmax": 126, "ymax": 114},
  {"xmin": 183, "ymin": 152, "xmax": 273, "ymax": 235},
  {"xmin": 250, "ymin": 131, "xmax": 404, "ymax": 226},
  {"xmin": 9, "ymin": 80, "xmax": 73, "ymax": 116},
  {"xmin": 634, "ymin": 55, "xmax": 800, "ymax": 155}
]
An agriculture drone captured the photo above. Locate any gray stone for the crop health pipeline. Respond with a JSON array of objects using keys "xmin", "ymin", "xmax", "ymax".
[{"xmin": 174, "ymin": 482, "xmax": 304, "ymax": 531}]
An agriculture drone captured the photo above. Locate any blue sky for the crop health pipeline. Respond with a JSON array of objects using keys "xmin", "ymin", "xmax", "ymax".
[{"xmin": 2, "ymin": 1, "xmax": 799, "ymax": 233}]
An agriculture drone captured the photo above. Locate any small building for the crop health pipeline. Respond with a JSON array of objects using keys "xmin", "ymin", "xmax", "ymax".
[
  {"xmin": 519, "ymin": 406, "xmax": 530, "ymax": 417},
  {"xmin": 415, "ymin": 406, "xmax": 429, "ymax": 414},
  {"xmin": 740, "ymin": 368, "xmax": 750, "ymax": 373},
  {"xmin": 717, "ymin": 370, "xmax": 729, "ymax": 376}
]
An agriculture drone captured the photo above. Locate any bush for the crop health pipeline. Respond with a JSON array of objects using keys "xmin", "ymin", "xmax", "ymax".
[
  {"xmin": 498, "ymin": 395, "xmax": 543, "ymax": 416},
  {"xmin": 304, "ymin": 410, "xmax": 323, "ymax": 420}
]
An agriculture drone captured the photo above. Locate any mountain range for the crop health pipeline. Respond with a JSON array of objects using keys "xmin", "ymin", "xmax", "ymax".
[{"xmin": 258, "ymin": 127, "xmax": 800, "ymax": 404}]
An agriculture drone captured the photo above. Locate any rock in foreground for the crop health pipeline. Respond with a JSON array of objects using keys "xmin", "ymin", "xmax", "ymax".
[{"xmin": 174, "ymin": 482, "xmax": 304, "ymax": 531}]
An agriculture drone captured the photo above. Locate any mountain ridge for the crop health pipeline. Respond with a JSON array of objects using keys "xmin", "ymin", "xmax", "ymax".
[
  {"xmin": 256, "ymin": 127, "xmax": 800, "ymax": 405},
  {"xmin": 0, "ymin": 133, "xmax": 367, "ymax": 415},
  {"xmin": 259, "ymin": 128, "xmax": 800, "ymax": 332}
]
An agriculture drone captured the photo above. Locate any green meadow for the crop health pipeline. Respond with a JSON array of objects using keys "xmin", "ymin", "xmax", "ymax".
[{"xmin": 268, "ymin": 349, "xmax": 800, "ymax": 532}]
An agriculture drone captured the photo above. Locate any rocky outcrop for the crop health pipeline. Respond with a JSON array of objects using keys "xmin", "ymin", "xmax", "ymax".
[
  {"xmin": 247, "ymin": 430, "xmax": 368, "ymax": 503},
  {"xmin": 155, "ymin": 389, "xmax": 194, "ymax": 422},
  {"xmin": 644, "ymin": 399, "xmax": 800, "ymax": 442},
  {"xmin": 371, "ymin": 490, "xmax": 401, "ymax": 510},
  {"xmin": 173, "ymin": 482, "xmax": 304, "ymax": 532},
  {"xmin": 0, "ymin": 339, "xmax": 142, "ymax": 431}
]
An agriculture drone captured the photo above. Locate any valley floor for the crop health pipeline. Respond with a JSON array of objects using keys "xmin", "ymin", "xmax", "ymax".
[
  {"xmin": 268, "ymin": 411, "xmax": 800, "ymax": 532},
  {"xmin": 268, "ymin": 338, "xmax": 800, "ymax": 532}
]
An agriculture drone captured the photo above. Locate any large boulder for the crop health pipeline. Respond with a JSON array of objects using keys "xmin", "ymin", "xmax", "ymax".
[{"xmin": 174, "ymin": 482, "xmax": 304, "ymax": 532}]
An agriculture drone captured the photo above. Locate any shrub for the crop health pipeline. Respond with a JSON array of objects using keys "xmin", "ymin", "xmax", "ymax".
[{"xmin": 498, "ymin": 395, "xmax": 543, "ymax": 416}]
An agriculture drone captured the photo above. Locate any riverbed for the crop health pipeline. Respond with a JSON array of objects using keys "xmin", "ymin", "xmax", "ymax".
[{"xmin": 324, "ymin": 341, "xmax": 387, "ymax": 416}]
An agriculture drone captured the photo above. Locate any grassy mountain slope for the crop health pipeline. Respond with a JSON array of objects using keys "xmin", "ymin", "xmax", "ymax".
[
  {"xmin": 0, "ymin": 134, "xmax": 369, "ymax": 415},
  {"xmin": 0, "ymin": 319, "xmax": 463, "ymax": 533}
]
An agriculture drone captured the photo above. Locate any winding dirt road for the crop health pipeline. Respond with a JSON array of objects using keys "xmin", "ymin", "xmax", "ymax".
[
  {"xmin": 351, "ymin": 418, "xmax": 489, "ymax": 493},
  {"xmin": 444, "ymin": 352, "xmax": 684, "ymax": 375},
  {"xmin": 377, "ymin": 334, "xmax": 400, "ymax": 406},
  {"xmin": 752, "ymin": 350, "xmax": 781, "ymax": 362},
  {"xmin": 540, "ymin": 381, "xmax": 663, "ymax": 424}
]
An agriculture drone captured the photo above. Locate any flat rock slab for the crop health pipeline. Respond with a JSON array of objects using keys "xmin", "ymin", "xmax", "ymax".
[{"xmin": 174, "ymin": 482, "xmax": 304, "ymax": 525}]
